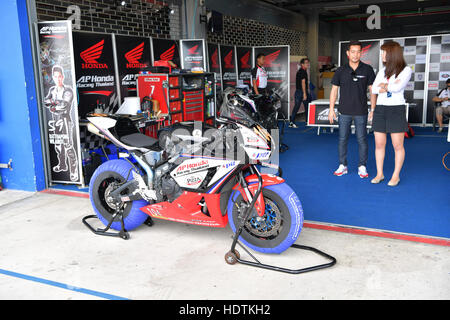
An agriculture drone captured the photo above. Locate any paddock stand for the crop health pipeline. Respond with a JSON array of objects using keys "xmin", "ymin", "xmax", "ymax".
[
  {"xmin": 224, "ymin": 170, "xmax": 336, "ymax": 274},
  {"xmin": 82, "ymin": 209, "xmax": 154, "ymax": 240}
]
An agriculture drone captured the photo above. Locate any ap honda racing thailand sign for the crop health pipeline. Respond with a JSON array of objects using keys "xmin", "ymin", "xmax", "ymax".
[
  {"xmin": 180, "ymin": 39, "xmax": 206, "ymax": 71},
  {"xmin": 114, "ymin": 35, "xmax": 152, "ymax": 102},
  {"xmin": 73, "ymin": 32, "xmax": 118, "ymax": 118}
]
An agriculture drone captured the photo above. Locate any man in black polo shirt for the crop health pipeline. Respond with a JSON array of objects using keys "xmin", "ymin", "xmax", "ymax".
[
  {"xmin": 329, "ymin": 40, "xmax": 375, "ymax": 178},
  {"xmin": 289, "ymin": 58, "xmax": 311, "ymax": 128}
]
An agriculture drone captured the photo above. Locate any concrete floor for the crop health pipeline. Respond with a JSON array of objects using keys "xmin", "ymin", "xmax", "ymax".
[{"xmin": 0, "ymin": 190, "xmax": 448, "ymax": 300}]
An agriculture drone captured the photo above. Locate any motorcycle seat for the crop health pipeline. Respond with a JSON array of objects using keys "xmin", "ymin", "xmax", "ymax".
[{"xmin": 120, "ymin": 133, "xmax": 158, "ymax": 149}]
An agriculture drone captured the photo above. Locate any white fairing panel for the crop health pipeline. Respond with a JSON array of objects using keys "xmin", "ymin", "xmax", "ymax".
[
  {"xmin": 238, "ymin": 125, "xmax": 271, "ymax": 161},
  {"xmin": 171, "ymin": 157, "xmax": 239, "ymax": 189},
  {"xmin": 87, "ymin": 116, "xmax": 117, "ymax": 130}
]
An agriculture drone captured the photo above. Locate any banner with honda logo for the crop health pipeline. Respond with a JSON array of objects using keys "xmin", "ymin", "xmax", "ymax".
[
  {"xmin": 236, "ymin": 46, "xmax": 253, "ymax": 86},
  {"xmin": 180, "ymin": 39, "xmax": 206, "ymax": 71},
  {"xmin": 37, "ymin": 21, "xmax": 83, "ymax": 184},
  {"xmin": 114, "ymin": 35, "xmax": 152, "ymax": 102},
  {"xmin": 73, "ymin": 32, "xmax": 118, "ymax": 118},
  {"xmin": 207, "ymin": 43, "xmax": 222, "ymax": 91},
  {"xmin": 253, "ymin": 46, "xmax": 290, "ymax": 117},
  {"xmin": 152, "ymin": 38, "xmax": 181, "ymax": 68},
  {"xmin": 220, "ymin": 45, "xmax": 237, "ymax": 89}
]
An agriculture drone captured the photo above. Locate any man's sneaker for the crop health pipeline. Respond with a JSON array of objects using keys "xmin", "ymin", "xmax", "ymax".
[
  {"xmin": 289, "ymin": 122, "xmax": 298, "ymax": 128},
  {"xmin": 358, "ymin": 165, "xmax": 369, "ymax": 178},
  {"xmin": 438, "ymin": 127, "xmax": 443, "ymax": 133},
  {"xmin": 334, "ymin": 164, "xmax": 348, "ymax": 176}
]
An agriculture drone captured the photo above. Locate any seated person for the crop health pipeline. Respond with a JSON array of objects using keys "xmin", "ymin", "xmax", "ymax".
[{"xmin": 432, "ymin": 79, "xmax": 450, "ymax": 133}]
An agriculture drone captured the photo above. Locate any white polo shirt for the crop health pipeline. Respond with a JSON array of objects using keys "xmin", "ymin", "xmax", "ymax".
[
  {"xmin": 371, "ymin": 66, "xmax": 412, "ymax": 105},
  {"xmin": 437, "ymin": 88, "xmax": 450, "ymax": 108}
]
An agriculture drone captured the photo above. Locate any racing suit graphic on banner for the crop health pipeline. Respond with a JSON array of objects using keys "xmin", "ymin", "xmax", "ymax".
[{"xmin": 44, "ymin": 71, "xmax": 78, "ymax": 182}]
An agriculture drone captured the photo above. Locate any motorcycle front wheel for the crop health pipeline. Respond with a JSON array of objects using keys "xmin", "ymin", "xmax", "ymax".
[{"xmin": 227, "ymin": 183, "xmax": 304, "ymax": 254}]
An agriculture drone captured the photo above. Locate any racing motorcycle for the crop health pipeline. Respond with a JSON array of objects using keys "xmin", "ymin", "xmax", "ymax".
[
  {"xmin": 84, "ymin": 95, "xmax": 304, "ymax": 257},
  {"xmin": 221, "ymin": 87, "xmax": 282, "ymax": 131}
]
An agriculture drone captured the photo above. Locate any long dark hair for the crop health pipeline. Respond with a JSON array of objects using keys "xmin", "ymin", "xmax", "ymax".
[{"xmin": 381, "ymin": 41, "xmax": 407, "ymax": 79}]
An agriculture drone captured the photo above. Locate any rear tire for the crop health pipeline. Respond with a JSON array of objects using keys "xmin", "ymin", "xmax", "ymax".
[
  {"xmin": 227, "ymin": 183, "xmax": 303, "ymax": 254},
  {"xmin": 89, "ymin": 159, "xmax": 148, "ymax": 231}
]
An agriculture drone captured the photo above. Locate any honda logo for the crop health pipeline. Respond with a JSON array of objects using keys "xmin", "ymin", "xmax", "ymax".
[
  {"xmin": 224, "ymin": 50, "xmax": 234, "ymax": 69},
  {"xmin": 187, "ymin": 44, "xmax": 200, "ymax": 55},
  {"xmin": 125, "ymin": 42, "xmax": 148, "ymax": 68},
  {"xmin": 80, "ymin": 40, "xmax": 108, "ymax": 69},
  {"xmin": 160, "ymin": 44, "xmax": 175, "ymax": 61},
  {"xmin": 211, "ymin": 48, "xmax": 219, "ymax": 69},
  {"xmin": 240, "ymin": 51, "xmax": 251, "ymax": 69},
  {"xmin": 263, "ymin": 50, "xmax": 280, "ymax": 68}
]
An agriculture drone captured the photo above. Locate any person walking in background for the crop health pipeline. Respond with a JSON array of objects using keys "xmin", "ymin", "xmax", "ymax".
[
  {"xmin": 328, "ymin": 40, "xmax": 376, "ymax": 178},
  {"xmin": 370, "ymin": 41, "xmax": 412, "ymax": 187},
  {"xmin": 289, "ymin": 58, "xmax": 311, "ymax": 128}
]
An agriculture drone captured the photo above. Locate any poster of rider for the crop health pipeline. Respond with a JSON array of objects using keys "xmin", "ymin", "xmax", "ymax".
[
  {"xmin": 73, "ymin": 32, "xmax": 118, "ymax": 118},
  {"xmin": 207, "ymin": 43, "xmax": 222, "ymax": 92},
  {"xmin": 114, "ymin": 35, "xmax": 152, "ymax": 102},
  {"xmin": 37, "ymin": 20, "xmax": 82, "ymax": 184},
  {"xmin": 339, "ymin": 40, "xmax": 381, "ymax": 74},
  {"xmin": 180, "ymin": 39, "xmax": 206, "ymax": 71},
  {"xmin": 220, "ymin": 45, "xmax": 237, "ymax": 89},
  {"xmin": 236, "ymin": 46, "xmax": 253, "ymax": 86},
  {"xmin": 151, "ymin": 38, "xmax": 181, "ymax": 68},
  {"xmin": 253, "ymin": 46, "xmax": 290, "ymax": 117}
]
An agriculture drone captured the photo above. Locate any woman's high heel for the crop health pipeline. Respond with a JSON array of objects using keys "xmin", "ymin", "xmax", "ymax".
[
  {"xmin": 371, "ymin": 176, "xmax": 385, "ymax": 184},
  {"xmin": 387, "ymin": 179, "xmax": 400, "ymax": 187}
]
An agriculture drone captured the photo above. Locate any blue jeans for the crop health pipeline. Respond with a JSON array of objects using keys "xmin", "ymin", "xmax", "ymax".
[
  {"xmin": 338, "ymin": 114, "xmax": 368, "ymax": 167},
  {"xmin": 290, "ymin": 89, "xmax": 311, "ymax": 123}
]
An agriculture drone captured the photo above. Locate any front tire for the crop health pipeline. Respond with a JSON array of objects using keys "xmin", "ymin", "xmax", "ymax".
[
  {"xmin": 227, "ymin": 183, "xmax": 303, "ymax": 254},
  {"xmin": 89, "ymin": 159, "xmax": 148, "ymax": 231}
]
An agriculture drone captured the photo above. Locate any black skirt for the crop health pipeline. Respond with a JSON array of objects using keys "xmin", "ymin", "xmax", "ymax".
[{"xmin": 372, "ymin": 105, "xmax": 408, "ymax": 133}]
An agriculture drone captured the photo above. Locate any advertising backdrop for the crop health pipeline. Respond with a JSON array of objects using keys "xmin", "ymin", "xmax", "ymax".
[
  {"xmin": 37, "ymin": 20, "xmax": 82, "ymax": 184},
  {"xmin": 427, "ymin": 34, "xmax": 450, "ymax": 123},
  {"xmin": 207, "ymin": 43, "xmax": 222, "ymax": 91},
  {"xmin": 114, "ymin": 35, "xmax": 152, "ymax": 102},
  {"xmin": 152, "ymin": 38, "xmax": 181, "ymax": 68},
  {"xmin": 73, "ymin": 31, "xmax": 118, "ymax": 118},
  {"xmin": 235, "ymin": 46, "xmax": 253, "ymax": 86},
  {"xmin": 220, "ymin": 45, "xmax": 237, "ymax": 89},
  {"xmin": 253, "ymin": 46, "xmax": 290, "ymax": 117},
  {"xmin": 180, "ymin": 39, "xmax": 206, "ymax": 70}
]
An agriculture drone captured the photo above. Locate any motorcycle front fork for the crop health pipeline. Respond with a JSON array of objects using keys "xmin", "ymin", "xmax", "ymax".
[{"xmin": 226, "ymin": 165, "xmax": 337, "ymax": 274}]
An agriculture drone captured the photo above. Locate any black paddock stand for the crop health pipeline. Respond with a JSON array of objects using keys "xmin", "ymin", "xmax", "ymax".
[
  {"xmin": 225, "ymin": 168, "xmax": 336, "ymax": 274},
  {"xmin": 82, "ymin": 210, "xmax": 154, "ymax": 240}
]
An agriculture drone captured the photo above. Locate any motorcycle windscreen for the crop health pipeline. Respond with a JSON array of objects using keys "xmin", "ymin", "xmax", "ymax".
[{"xmin": 219, "ymin": 101, "xmax": 257, "ymax": 127}]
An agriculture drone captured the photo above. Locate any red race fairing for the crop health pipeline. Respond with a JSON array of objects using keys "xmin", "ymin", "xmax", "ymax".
[{"xmin": 140, "ymin": 191, "xmax": 228, "ymax": 227}]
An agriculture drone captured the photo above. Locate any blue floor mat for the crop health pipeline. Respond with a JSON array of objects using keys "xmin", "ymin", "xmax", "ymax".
[{"xmin": 279, "ymin": 122, "xmax": 450, "ymax": 238}]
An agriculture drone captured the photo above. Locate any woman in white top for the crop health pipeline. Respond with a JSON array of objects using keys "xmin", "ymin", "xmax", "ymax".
[{"xmin": 370, "ymin": 41, "xmax": 412, "ymax": 186}]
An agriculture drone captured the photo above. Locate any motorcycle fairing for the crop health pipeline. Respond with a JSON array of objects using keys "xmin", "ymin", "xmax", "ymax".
[
  {"xmin": 139, "ymin": 174, "xmax": 284, "ymax": 228},
  {"xmin": 140, "ymin": 191, "xmax": 228, "ymax": 227}
]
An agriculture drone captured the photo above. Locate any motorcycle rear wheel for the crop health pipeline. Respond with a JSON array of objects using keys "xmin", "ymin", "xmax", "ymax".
[
  {"xmin": 89, "ymin": 160, "xmax": 148, "ymax": 231},
  {"xmin": 227, "ymin": 183, "xmax": 304, "ymax": 254}
]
